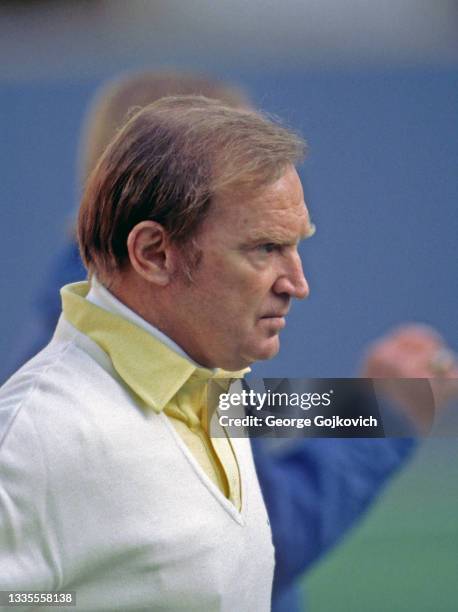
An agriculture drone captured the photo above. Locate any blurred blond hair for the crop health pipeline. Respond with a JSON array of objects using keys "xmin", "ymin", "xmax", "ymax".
[{"xmin": 79, "ymin": 71, "xmax": 250, "ymax": 184}]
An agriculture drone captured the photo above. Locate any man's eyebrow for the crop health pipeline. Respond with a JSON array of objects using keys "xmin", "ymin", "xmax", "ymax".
[
  {"xmin": 245, "ymin": 222, "xmax": 316, "ymax": 245},
  {"xmin": 245, "ymin": 230, "xmax": 296, "ymax": 244}
]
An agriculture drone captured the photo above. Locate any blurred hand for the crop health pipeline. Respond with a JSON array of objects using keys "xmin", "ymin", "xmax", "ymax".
[{"xmin": 361, "ymin": 324, "xmax": 458, "ymax": 433}]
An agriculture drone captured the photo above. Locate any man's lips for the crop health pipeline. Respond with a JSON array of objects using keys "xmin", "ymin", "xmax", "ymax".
[
  {"xmin": 259, "ymin": 311, "xmax": 289, "ymax": 331},
  {"xmin": 260, "ymin": 310, "xmax": 289, "ymax": 319}
]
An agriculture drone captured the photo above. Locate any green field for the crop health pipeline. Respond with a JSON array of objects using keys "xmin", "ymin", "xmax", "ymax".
[{"xmin": 303, "ymin": 438, "xmax": 458, "ymax": 611}]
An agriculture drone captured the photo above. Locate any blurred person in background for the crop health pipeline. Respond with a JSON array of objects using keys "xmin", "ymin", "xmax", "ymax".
[{"xmin": 1, "ymin": 72, "xmax": 457, "ymax": 611}]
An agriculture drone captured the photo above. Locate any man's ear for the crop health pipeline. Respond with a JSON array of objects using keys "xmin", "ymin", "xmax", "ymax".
[{"xmin": 127, "ymin": 221, "xmax": 175, "ymax": 286}]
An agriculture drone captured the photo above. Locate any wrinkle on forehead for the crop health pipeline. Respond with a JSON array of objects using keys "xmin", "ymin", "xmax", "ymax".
[
  {"xmin": 240, "ymin": 168, "xmax": 311, "ymax": 240},
  {"xmin": 203, "ymin": 165, "xmax": 313, "ymax": 244}
]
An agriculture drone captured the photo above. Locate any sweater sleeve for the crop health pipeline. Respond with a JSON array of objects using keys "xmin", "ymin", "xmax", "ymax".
[{"xmin": 0, "ymin": 407, "xmax": 57, "ymax": 592}]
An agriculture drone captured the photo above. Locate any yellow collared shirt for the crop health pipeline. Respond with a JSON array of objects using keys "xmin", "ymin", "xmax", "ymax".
[{"xmin": 61, "ymin": 281, "xmax": 247, "ymax": 510}]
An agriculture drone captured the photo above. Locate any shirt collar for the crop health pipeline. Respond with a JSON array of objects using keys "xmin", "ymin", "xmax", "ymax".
[
  {"xmin": 87, "ymin": 276, "xmax": 200, "ymax": 365},
  {"xmin": 61, "ymin": 281, "xmax": 248, "ymax": 413}
]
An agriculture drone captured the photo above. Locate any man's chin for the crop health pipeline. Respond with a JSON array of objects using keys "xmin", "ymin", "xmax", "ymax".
[{"xmin": 250, "ymin": 336, "xmax": 281, "ymax": 362}]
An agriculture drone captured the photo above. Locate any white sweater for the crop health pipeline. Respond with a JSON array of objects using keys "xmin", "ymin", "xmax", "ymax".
[{"xmin": 0, "ymin": 316, "xmax": 274, "ymax": 611}]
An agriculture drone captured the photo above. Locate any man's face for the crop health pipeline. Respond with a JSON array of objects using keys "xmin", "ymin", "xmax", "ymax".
[{"xmin": 170, "ymin": 165, "xmax": 313, "ymax": 371}]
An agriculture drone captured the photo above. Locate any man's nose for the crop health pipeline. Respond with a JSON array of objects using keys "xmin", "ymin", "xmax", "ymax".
[{"xmin": 273, "ymin": 252, "xmax": 309, "ymax": 300}]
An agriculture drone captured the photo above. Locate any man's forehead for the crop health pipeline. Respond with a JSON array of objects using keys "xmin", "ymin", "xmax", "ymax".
[
  {"xmin": 244, "ymin": 205, "xmax": 314, "ymax": 243},
  {"xmin": 210, "ymin": 165, "xmax": 314, "ymax": 237},
  {"xmin": 241, "ymin": 182, "xmax": 313, "ymax": 235}
]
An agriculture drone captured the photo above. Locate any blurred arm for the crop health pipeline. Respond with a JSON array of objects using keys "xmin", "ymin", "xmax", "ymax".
[{"xmin": 252, "ymin": 436, "xmax": 416, "ymax": 595}]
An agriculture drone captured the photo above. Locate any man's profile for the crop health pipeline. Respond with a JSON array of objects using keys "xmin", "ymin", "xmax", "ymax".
[{"xmin": 78, "ymin": 100, "xmax": 314, "ymax": 371}]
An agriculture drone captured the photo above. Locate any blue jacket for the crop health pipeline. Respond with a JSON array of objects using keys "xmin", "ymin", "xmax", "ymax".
[{"xmin": 2, "ymin": 240, "xmax": 416, "ymax": 612}]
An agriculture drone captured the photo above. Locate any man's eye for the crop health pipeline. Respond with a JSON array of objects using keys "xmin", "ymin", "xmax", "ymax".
[{"xmin": 259, "ymin": 243, "xmax": 278, "ymax": 254}]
